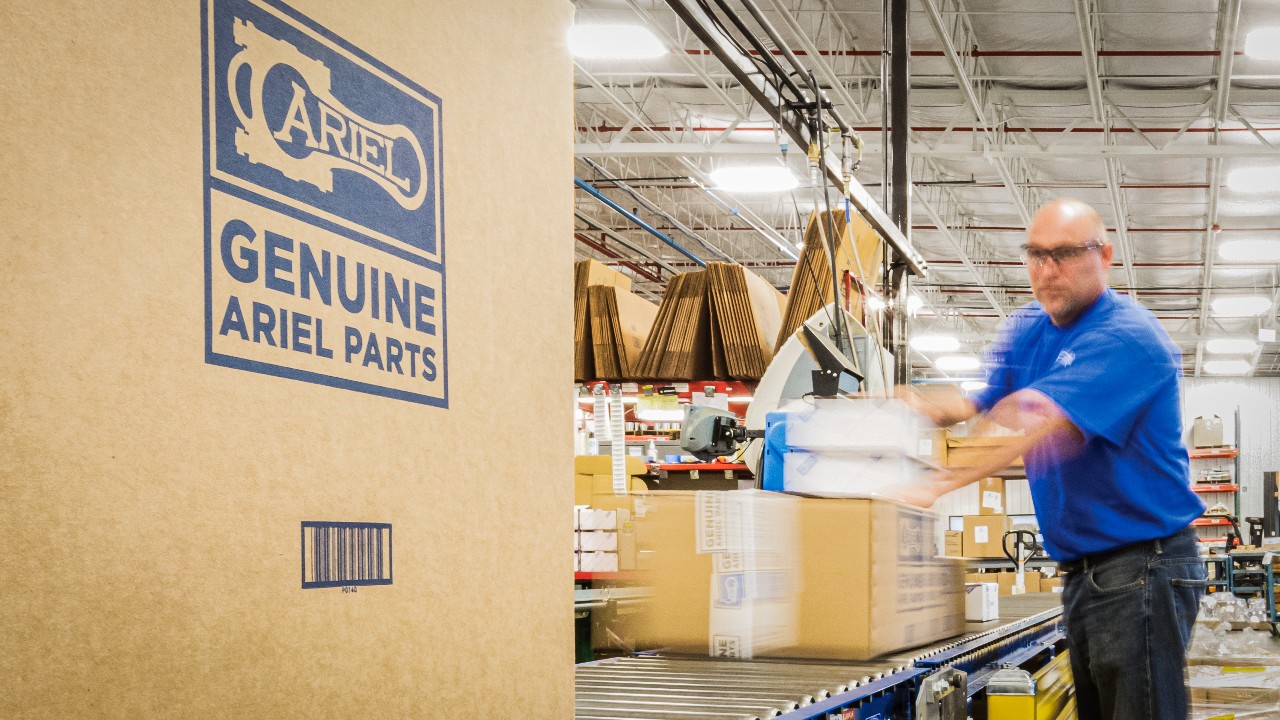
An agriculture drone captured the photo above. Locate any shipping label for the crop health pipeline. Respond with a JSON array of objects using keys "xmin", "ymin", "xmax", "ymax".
[{"xmin": 203, "ymin": 0, "xmax": 446, "ymax": 406}]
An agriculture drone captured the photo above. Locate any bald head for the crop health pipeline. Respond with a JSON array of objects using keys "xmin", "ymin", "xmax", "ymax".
[
  {"xmin": 1030, "ymin": 198, "xmax": 1108, "ymax": 248},
  {"xmin": 1024, "ymin": 198, "xmax": 1114, "ymax": 326}
]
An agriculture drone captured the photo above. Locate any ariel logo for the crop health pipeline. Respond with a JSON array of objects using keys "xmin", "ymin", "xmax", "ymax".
[{"xmin": 226, "ymin": 19, "xmax": 429, "ymax": 211}]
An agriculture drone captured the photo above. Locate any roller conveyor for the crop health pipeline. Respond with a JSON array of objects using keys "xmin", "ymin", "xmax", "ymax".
[{"xmin": 575, "ymin": 593, "xmax": 1066, "ymax": 720}]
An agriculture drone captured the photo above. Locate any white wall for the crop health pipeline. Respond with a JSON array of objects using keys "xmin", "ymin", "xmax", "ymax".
[{"xmin": 1183, "ymin": 378, "xmax": 1280, "ymax": 522}]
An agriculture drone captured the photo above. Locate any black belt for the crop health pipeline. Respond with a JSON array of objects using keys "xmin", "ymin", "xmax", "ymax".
[{"xmin": 1058, "ymin": 534, "xmax": 1171, "ymax": 574}]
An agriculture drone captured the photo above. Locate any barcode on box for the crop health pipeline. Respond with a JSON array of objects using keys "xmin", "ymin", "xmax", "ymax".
[{"xmin": 301, "ymin": 521, "xmax": 392, "ymax": 589}]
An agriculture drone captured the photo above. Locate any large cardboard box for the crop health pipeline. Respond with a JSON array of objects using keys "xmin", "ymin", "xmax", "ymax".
[
  {"xmin": 629, "ymin": 491, "xmax": 965, "ymax": 660},
  {"xmin": 964, "ymin": 515, "xmax": 1014, "ymax": 558},
  {"xmin": 1, "ymin": 1, "xmax": 575, "ymax": 717}
]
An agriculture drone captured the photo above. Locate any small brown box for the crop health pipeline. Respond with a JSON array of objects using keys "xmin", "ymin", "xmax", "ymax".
[
  {"xmin": 978, "ymin": 477, "xmax": 1006, "ymax": 515},
  {"xmin": 944, "ymin": 530, "xmax": 964, "ymax": 557}
]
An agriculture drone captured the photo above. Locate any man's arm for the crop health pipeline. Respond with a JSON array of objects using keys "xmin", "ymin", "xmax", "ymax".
[
  {"xmin": 886, "ymin": 389, "xmax": 1084, "ymax": 507},
  {"xmin": 898, "ymin": 387, "xmax": 980, "ymax": 428}
]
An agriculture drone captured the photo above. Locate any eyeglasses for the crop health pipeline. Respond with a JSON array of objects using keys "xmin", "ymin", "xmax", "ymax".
[{"xmin": 1019, "ymin": 241, "xmax": 1104, "ymax": 267}]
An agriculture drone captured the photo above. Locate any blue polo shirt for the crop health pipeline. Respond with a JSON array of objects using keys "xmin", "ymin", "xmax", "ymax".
[{"xmin": 971, "ymin": 289, "xmax": 1204, "ymax": 562}]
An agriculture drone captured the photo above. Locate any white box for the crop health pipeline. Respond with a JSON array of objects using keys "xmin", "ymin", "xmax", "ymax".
[
  {"xmin": 580, "ymin": 551, "xmax": 618, "ymax": 573},
  {"xmin": 578, "ymin": 530, "xmax": 618, "ymax": 552},
  {"xmin": 573, "ymin": 505, "xmax": 590, "ymax": 530},
  {"xmin": 783, "ymin": 451, "xmax": 928, "ymax": 498},
  {"xmin": 578, "ymin": 508, "xmax": 618, "ymax": 531},
  {"xmin": 964, "ymin": 582, "xmax": 999, "ymax": 622},
  {"xmin": 783, "ymin": 398, "xmax": 927, "ymax": 458},
  {"xmin": 574, "ymin": 553, "xmax": 580, "ymax": 572}
]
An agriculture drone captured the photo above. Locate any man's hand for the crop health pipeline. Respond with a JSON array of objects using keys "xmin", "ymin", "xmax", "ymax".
[
  {"xmin": 896, "ymin": 386, "xmax": 979, "ymax": 428},
  {"xmin": 880, "ymin": 469, "xmax": 963, "ymax": 508}
]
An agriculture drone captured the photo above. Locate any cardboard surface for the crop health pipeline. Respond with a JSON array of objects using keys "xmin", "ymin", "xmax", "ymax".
[
  {"xmin": 964, "ymin": 515, "xmax": 1014, "ymax": 558},
  {"xmin": 777, "ymin": 211, "xmax": 883, "ymax": 348},
  {"xmin": 1, "ymin": 1, "xmax": 574, "ymax": 716},
  {"xmin": 628, "ymin": 492, "xmax": 965, "ymax": 660}
]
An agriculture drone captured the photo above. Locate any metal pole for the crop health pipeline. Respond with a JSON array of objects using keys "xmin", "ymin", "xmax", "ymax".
[{"xmin": 889, "ymin": 0, "xmax": 912, "ymax": 385}]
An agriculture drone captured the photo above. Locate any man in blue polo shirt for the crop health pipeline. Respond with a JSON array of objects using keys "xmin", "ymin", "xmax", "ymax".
[{"xmin": 894, "ymin": 198, "xmax": 1206, "ymax": 720}]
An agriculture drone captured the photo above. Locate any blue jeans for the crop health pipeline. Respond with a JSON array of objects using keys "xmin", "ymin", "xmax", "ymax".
[{"xmin": 1061, "ymin": 527, "xmax": 1206, "ymax": 720}]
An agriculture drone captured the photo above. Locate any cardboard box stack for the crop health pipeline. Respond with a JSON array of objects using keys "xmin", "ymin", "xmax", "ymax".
[
  {"xmin": 1187, "ymin": 627, "xmax": 1280, "ymax": 712},
  {"xmin": 624, "ymin": 490, "xmax": 965, "ymax": 660},
  {"xmin": 574, "ymin": 456, "xmax": 648, "ymax": 573}
]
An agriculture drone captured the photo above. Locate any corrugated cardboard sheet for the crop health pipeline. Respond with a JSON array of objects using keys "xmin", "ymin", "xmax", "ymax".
[
  {"xmin": 575, "ymin": 258, "xmax": 632, "ymax": 380},
  {"xmin": 777, "ymin": 210, "xmax": 883, "ymax": 350},
  {"xmin": 0, "ymin": 0, "xmax": 574, "ymax": 717}
]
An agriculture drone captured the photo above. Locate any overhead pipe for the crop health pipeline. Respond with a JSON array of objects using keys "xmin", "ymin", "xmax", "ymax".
[
  {"xmin": 683, "ymin": 48, "xmax": 1241, "ymax": 58},
  {"xmin": 573, "ymin": 233, "xmax": 665, "ymax": 285},
  {"xmin": 736, "ymin": 0, "xmax": 852, "ymax": 136},
  {"xmin": 581, "ymin": 158, "xmax": 734, "ymax": 262},
  {"xmin": 664, "ymin": 0, "xmax": 926, "ymax": 276},
  {"xmin": 574, "ymin": 177, "xmax": 706, "ymax": 267},
  {"xmin": 574, "ymin": 211, "xmax": 682, "ymax": 276},
  {"xmin": 579, "ymin": 124, "xmax": 1280, "ymax": 135}
]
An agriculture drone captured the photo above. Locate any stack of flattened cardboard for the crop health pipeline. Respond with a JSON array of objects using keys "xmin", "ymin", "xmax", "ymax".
[
  {"xmin": 575, "ymin": 259, "xmax": 633, "ymax": 380},
  {"xmin": 588, "ymin": 284, "xmax": 659, "ymax": 380},
  {"xmin": 776, "ymin": 210, "xmax": 883, "ymax": 351},
  {"xmin": 707, "ymin": 262, "xmax": 786, "ymax": 379},
  {"xmin": 635, "ymin": 270, "xmax": 713, "ymax": 380}
]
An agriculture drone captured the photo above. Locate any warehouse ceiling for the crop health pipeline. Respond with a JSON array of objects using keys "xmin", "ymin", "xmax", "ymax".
[{"xmin": 572, "ymin": 0, "xmax": 1280, "ymax": 380}]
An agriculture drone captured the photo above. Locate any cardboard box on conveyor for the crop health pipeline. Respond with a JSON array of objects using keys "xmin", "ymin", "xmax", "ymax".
[{"xmin": 623, "ymin": 490, "xmax": 965, "ymax": 661}]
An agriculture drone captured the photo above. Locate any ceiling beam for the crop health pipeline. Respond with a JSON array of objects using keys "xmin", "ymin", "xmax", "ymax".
[
  {"xmin": 919, "ymin": 0, "xmax": 1033, "ymax": 225},
  {"xmin": 1072, "ymin": 0, "xmax": 1105, "ymax": 122},
  {"xmin": 577, "ymin": 141, "xmax": 1280, "ymax": 159},
  {"xmin": 1195, "ymin": 0, "xmax": 1241, "ymax": 376}
]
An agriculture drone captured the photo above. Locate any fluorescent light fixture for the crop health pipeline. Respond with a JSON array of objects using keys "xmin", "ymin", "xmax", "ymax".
[
  {"xmin": 1219, "ymin": 239, "xmax": 1280, "ymax": 263},
  {"xmin": 910, "ymin": 334, "xmax": 961, "ymax": 353},
  {"xmin": 960, "ymin": 380, "xmax": 988, "ymax": 393},
  {"xmin": 1211, "ymin": 295, "xmax": 1273, "ymax": 317},
  {"xmin": 1205, "ymin": 338, "xmax": 1259, "ymax": 355},
  {"xmin": 935, "ymin": 355, "xmax": 980, "ymax": 371},
  {"xmin": 1203, "ymin": 359, "xmax": 1253, "ymax": 375},
  {"xmin": 865, "ymin": 296, "xmax": 885, "ymax": 312},
  {"xmin": 728, "ymin": 396, "xmax": 754, "ymax": 403},
  {"xmin": 1245, "ymin": 27, "xmax": 1280, "ymax": 61},
  {"xmin": 569, "ymin": 24, "xmax": 666, "ymax": 59},
  {"xmin": 709, "ymin": 166, "xmax": 799, "ymax": 193},
  {"xmin": 1226, "ymin": 165, "xmax": 1280, "ymax": 194}
]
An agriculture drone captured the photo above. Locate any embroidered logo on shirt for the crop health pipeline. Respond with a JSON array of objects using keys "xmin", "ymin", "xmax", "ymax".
[{"xmin": 1056, "ymin": 349, "xmax": 1076, "ymax": 367}]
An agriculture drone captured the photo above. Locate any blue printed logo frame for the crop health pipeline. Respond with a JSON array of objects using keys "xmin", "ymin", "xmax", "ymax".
[{"xmin": 202, "ymin": 0, "xmax": 447, "ymax": 407}]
